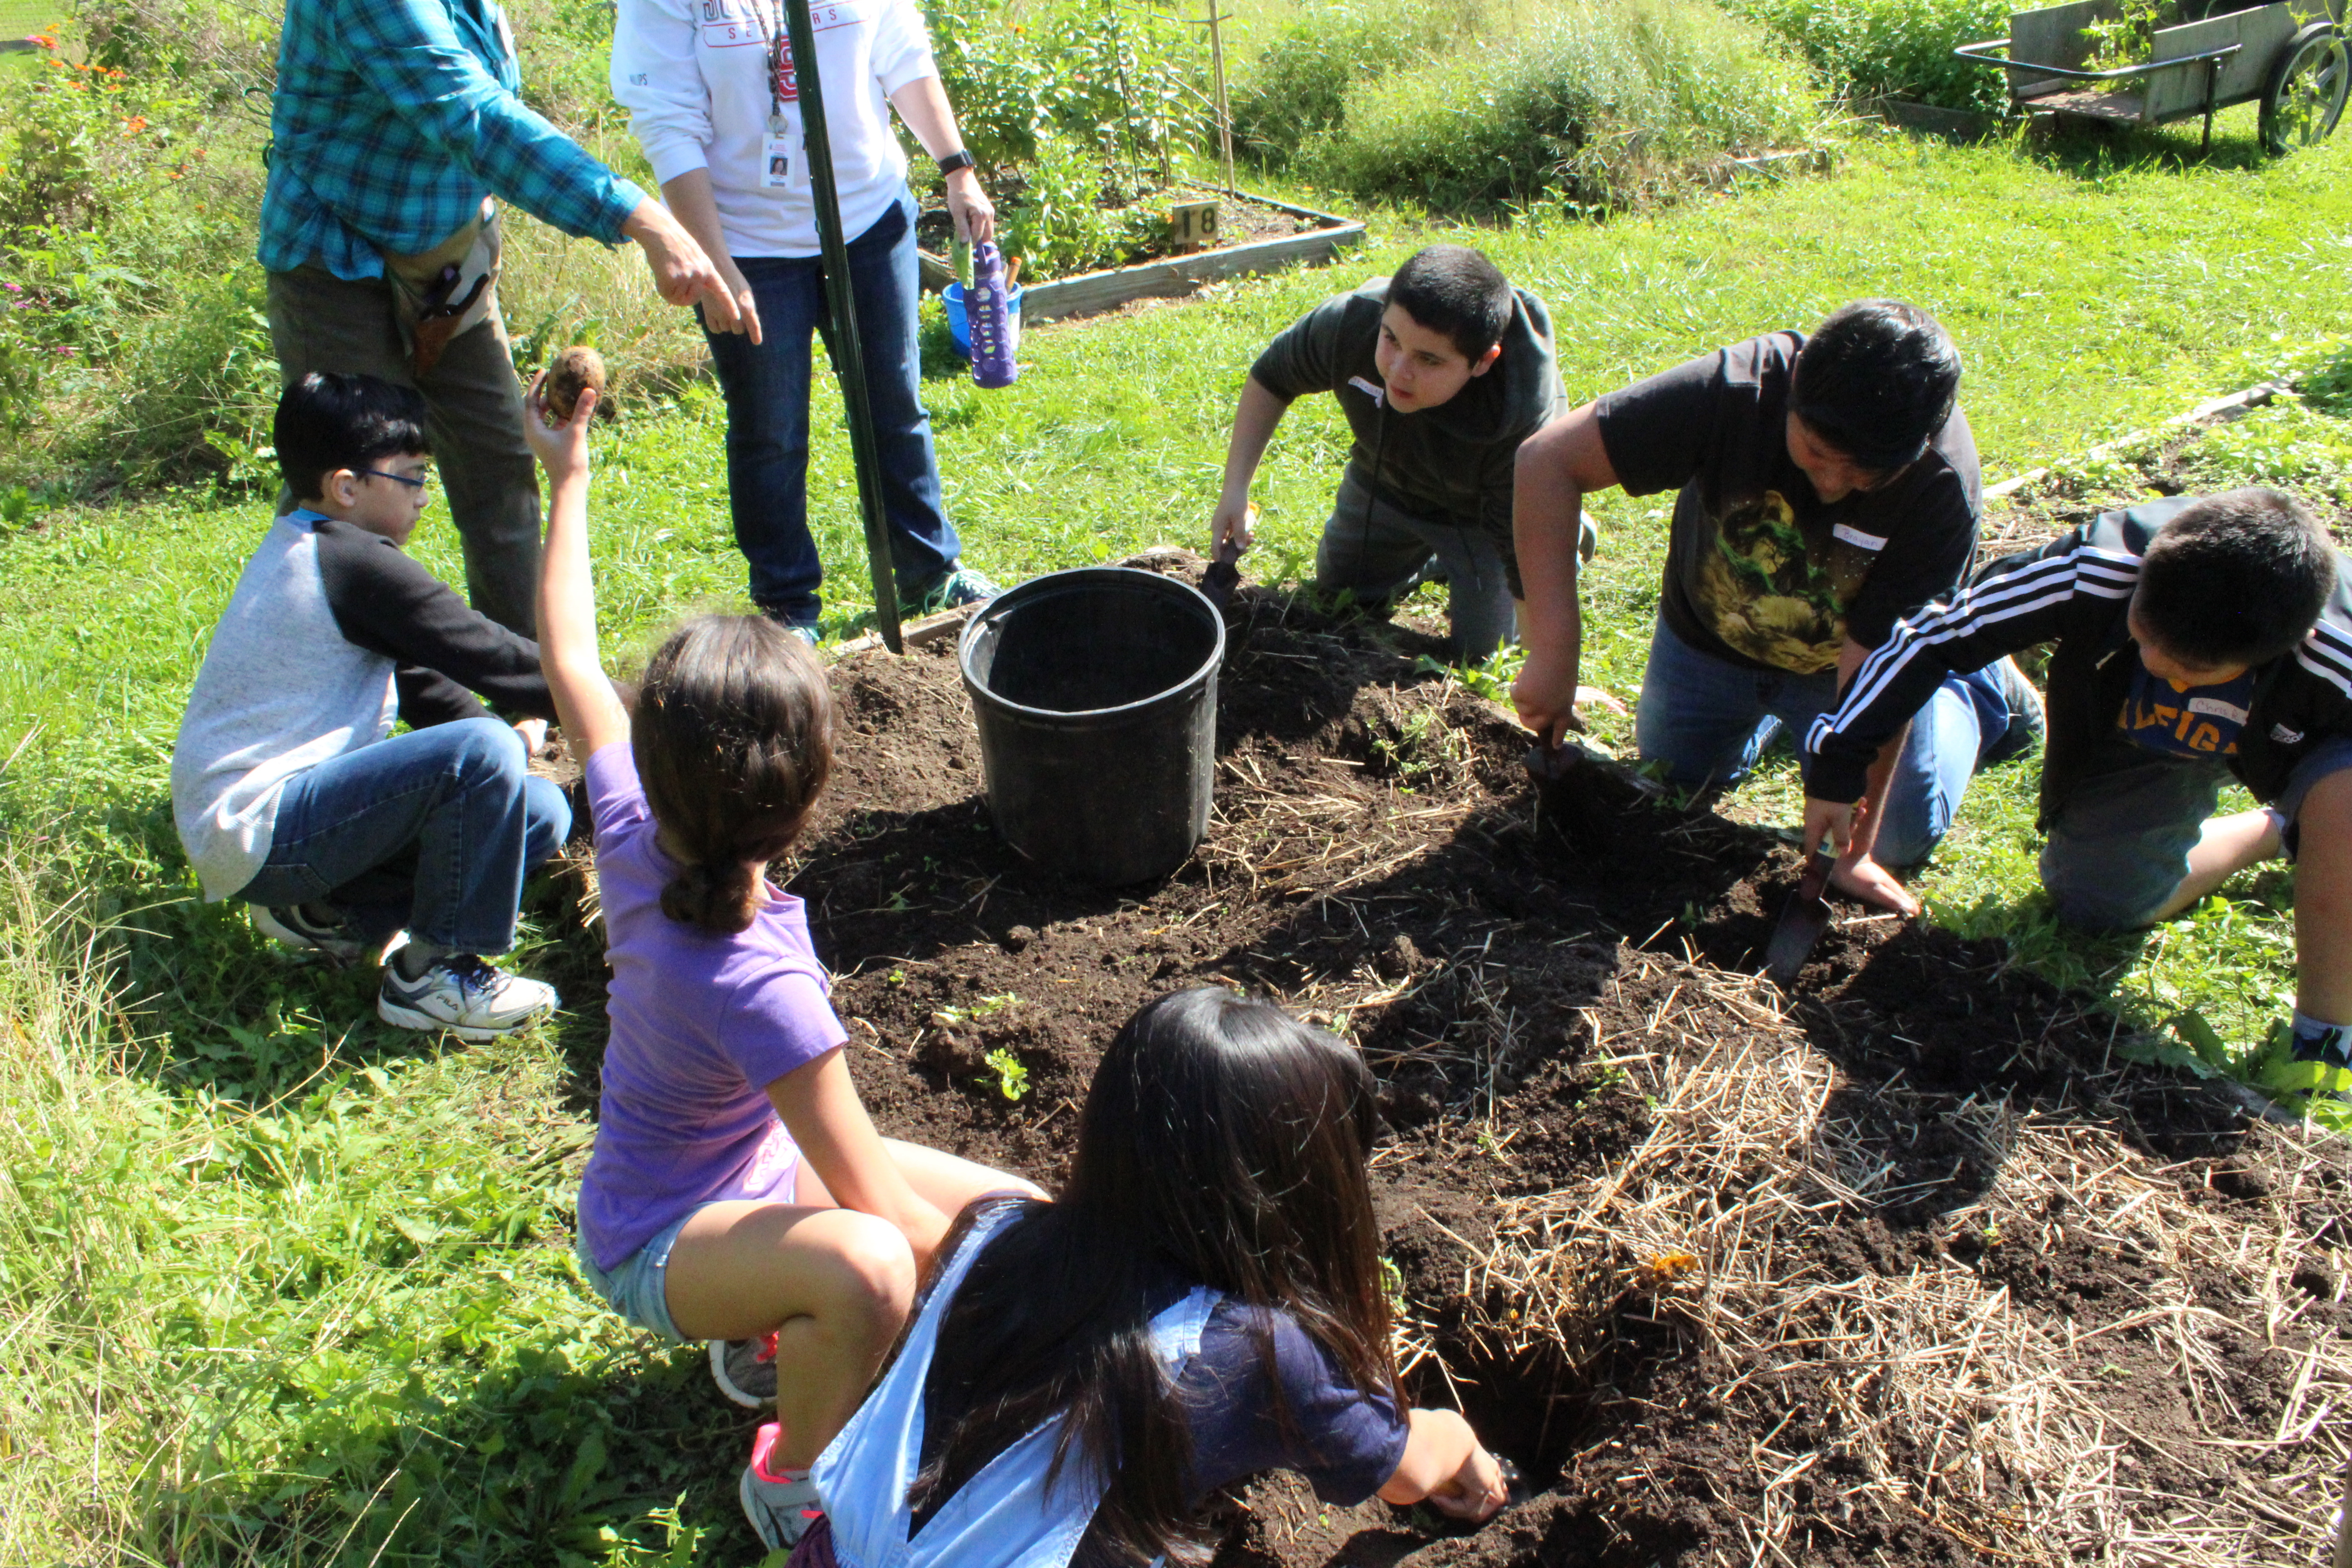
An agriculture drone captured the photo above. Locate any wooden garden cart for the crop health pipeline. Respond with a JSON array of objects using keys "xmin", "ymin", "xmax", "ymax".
[{"xmin": 1954, "ymin": 0, "xmax": 2348, "ymax": 152}]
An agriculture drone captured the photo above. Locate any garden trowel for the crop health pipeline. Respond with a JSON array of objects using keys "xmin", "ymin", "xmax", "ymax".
[
  {"xmin": 1201, "ymin": 534, "xmax": 1244, "ymax": 608},
  {"xmin": 1763, "ymin": 843, "xmax": 1837, "ymax": 988}
]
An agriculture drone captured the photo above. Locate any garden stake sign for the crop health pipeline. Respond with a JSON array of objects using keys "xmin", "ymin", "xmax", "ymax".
[{"xmin": 784, "ymin": 0, "xmax": 905, "ymax": 653}]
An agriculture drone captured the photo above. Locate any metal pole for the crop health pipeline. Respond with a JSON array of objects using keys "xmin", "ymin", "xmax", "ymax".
[{"xmin": 784, "ymin": 0, "xmax": 905, "ymax": 654}]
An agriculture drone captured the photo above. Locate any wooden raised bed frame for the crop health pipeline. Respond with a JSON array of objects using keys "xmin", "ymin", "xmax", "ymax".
[{"xmin": 917, "ymin": 188, "xmax": 1364, "ymax": 326}]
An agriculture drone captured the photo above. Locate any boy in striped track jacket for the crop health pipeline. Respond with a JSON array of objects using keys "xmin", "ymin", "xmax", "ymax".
[{"xmin": 1802, "ymin": 488, "xmax": 2352, "ymax": 1080}]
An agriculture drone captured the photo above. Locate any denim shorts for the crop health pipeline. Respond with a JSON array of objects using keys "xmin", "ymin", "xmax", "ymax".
[
  {"xmin": 575, "ymin": 1209, "xmax": 700, "ymax": 1343},
  {"xmin": 2040, "ymin": 735, "xmax": 2352, "ymax": 931}
]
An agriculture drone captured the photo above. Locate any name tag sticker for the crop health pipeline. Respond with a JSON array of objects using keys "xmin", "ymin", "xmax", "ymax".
[
  {"xmin": 1347, "ymin": 375, "xmax": 1386, "ymax": 407},
  {"xmin": 1831, "ymin": 523, "xmax": 1887, "ymax": 551},
  {"xmin": 2187, "ymin": 696, "xmax": 2250, "ymax": 723}
]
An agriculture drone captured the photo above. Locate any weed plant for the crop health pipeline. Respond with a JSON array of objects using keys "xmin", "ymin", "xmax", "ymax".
[
  {"xmin": 1225, "ymin": 0, "xmax": 1485, "ymax": 163},
  {"xmin": 1725, "ymin": 0, "xmax": 2012, "ymax": 113},
  {"xmin": 1236, "ymin": 0, "xmax": 1820, "ymax": 213}
]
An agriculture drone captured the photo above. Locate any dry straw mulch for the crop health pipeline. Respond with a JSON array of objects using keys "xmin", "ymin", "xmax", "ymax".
[{"xmin": 1426, "ymin": 946, "xmax": 2351, "ymax": 1567}]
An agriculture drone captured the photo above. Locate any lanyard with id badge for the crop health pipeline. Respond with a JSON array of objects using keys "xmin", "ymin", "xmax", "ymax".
[{"xmin": 750, "ymin": 0, "xmax": 810, "ymax": 192}]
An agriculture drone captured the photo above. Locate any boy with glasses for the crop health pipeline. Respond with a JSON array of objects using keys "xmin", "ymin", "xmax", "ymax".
[{"xmin": 172, "ymin": 372, "xmax": 578, "ymax": 1038}]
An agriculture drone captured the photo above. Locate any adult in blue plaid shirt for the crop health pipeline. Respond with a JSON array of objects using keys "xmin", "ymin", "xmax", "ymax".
[{"xmin": 260, "ymin": 0, "xmax": 740, "ymax": 636}]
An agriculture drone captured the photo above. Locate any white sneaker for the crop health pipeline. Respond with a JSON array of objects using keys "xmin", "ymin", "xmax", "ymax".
[{"xmin": 377, "ymin": 953, "xmax": 557, "ymax": 1040}]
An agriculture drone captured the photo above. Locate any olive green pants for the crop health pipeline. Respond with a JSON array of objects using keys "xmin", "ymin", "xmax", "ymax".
[{"xmin": 265, "ymin": 265, "xmax": 541, "ymax": 638}]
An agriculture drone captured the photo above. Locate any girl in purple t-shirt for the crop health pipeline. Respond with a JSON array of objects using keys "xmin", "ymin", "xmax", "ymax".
[{"xmin": 524, "ymin": 379, "xmax": 1037, "ymax": 1544}]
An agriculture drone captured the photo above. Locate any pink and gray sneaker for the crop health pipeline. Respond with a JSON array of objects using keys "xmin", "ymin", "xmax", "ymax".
[{"xmin": 739, "ymin": 1421, "xmax": 824, "ymax": 1549}]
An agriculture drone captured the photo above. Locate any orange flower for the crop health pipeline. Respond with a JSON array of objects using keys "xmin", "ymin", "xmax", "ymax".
[{"xmin": 122, "ymin": 115, "xmax": 147, "ymax": 134}]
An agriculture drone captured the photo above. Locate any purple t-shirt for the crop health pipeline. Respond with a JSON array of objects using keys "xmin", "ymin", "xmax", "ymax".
[{"xmin": 577, "ymin": 743, "xmax": 849, "ymax": 1269}]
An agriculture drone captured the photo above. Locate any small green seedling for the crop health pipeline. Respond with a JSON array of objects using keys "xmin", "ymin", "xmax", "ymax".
[
  {"xmin": 983, "ymin": 1047, "xmax": 1030, "ymax": 1101},
  {"xmin": 1380, "ymin": 1256, "xmax": 1407, "ymax": 1314},
  {"xmin": 933, "ymin": 992, "xmax": 1021, "ymax": 1027}
]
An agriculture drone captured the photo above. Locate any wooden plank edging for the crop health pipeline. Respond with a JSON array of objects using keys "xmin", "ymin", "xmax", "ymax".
[
  {"xmin": 1983, "ymin": 380, "xmax": 2289, "ymax": 502},
  {"xmin": 913, "ymin": 187, "xmax": 1363, "ymax": 320},
  {"xmin": 825, "ymin": 603, "xmax": 975, "ymax": 662}
]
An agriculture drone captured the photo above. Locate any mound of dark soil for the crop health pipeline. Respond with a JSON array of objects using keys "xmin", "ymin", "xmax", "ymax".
[{"xmin": 771, "ymin": 564, "xmax": 2350, "ymax": 1566}]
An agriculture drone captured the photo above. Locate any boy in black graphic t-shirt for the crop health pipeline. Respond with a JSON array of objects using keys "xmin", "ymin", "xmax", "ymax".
[
  {"xmin": 1803, "ymin": 489, "xmax": 2352, "ymax": 1087},
  {"xmin": 1513, "ymin": 300, "xmax": 2042, "ymax": 914}
]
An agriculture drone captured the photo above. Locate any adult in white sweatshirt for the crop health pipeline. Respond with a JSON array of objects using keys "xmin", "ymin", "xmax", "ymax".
[{"xmin": 612, "ymin": 0, "xmax": 998, "ymax": 635}]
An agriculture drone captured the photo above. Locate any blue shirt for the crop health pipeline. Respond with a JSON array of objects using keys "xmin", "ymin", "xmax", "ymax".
[
  {"xmin": 2119, "ymin": 661, "xmax": 2258, "ymax": 760},
  {"xmin": 260, "ymin": 0, "xmax": 645, "ymax": 279}
]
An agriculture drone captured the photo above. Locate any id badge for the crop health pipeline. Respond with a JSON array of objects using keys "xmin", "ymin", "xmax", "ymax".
[
  {"xmin": 761, "ymin": 127, "xmax": 795, "ymax": 189},
  {"xmin": 762, "ymin": 112, "xmax": 807, "ymax": 191}
]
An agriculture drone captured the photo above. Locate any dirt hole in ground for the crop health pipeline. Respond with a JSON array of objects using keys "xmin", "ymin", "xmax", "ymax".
[{"xmin": 567, "ymin": 552, "xmax": 2352, "ymax": 1565}]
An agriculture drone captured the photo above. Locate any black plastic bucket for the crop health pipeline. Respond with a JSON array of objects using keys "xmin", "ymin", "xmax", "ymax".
[{"xmin": 960, "ymin": 568, "xmax": 1225, "ymax": 885}]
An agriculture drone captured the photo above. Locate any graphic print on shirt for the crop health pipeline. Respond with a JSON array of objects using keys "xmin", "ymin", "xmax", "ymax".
[
  {"xmin": 700, "ymin": 0, "xmax": 861, "ymax": 64},
  {"xmin": 2118, "ymin": 661, "xmax": 2257, "ymax": 759},
  {"xmin": 1692, "ymin": 490, "xmax": 1877, "ymax": 675}
]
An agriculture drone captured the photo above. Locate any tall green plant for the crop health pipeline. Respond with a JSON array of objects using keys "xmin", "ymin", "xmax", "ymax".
[
  {"xmin": 921, "ymin": 0, "xmax": 1207, "ymax": 175},
  {"xmin": 1227, "ymin": 0, "xmax": 1485, "ymax": 163},
  {"xmin": 1725, "ymin": 0, "xmax": 2012, "ymax": 113},
  {"xmin": 1299, "ymin": 0, "xmax": 1818, "ymax": 213}
]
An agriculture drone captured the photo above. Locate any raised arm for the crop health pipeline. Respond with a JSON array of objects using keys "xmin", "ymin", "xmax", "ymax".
[
  {"xmin": 1511, "ymin": 403, "xmax": 1619, "ymax": 745},
  {"xmin": 524, "ymin": 382, "xmax": 631, "ymax": 764}
]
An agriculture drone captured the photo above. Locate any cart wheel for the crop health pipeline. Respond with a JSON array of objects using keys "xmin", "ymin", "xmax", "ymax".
[{"xmin": 2261, "ymin": 22, "xmax": 2350, "ymax": 154}]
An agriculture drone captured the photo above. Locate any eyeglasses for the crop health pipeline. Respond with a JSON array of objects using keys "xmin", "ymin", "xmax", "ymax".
[{"xmin": 360, "ymin": 467, "xmax": 434, "ymax": 491}]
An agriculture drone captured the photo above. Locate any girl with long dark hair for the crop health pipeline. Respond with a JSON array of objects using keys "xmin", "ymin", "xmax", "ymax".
[
  {"xmin": 776, "ymin": 986, "xmax": 1509, "ymax": 1562},
  {"xmin": 524, "ymin": 380, "xmax": 1038, "ymax": 1548}
]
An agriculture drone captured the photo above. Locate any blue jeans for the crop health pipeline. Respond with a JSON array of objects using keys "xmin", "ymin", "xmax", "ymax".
[
  {"xmin": 1634, "ymin": 614, "xmax": 2011, "ymax": 866},
  {"xmin": 706, "ymin": 190, "xmax": 960, "ymax": 627},
  {"xmin": 235, "ymin": 718, "xmax": 570, "ymax": 953},
  {"xmin": 2042, "ymin": 736, "xmax": 2352, "ymax": 930}
]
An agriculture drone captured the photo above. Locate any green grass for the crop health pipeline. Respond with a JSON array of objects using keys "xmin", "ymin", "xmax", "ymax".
[
  {"xmin": 6, "ymin": 115, "xmax": 2352, "ymax": 1564},
  {"xmin": 0, "ymin": 0, "xmax": 53, "ymax": 37}
]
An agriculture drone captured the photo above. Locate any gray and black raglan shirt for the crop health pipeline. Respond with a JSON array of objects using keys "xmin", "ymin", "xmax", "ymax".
[{"xmin": 170, "ymin": 509, "xmax": 554, "ymax": 902}]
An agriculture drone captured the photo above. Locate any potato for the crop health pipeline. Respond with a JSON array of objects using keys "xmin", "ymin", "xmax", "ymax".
[{"xmin": 541, "ymin": 346, "xmax": 607, "ymax": 424}]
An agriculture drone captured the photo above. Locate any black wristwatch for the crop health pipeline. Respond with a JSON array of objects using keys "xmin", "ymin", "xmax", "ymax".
[{"xmin": 936, "ymin": 148, "xmax": 976, "ymax": 176}]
